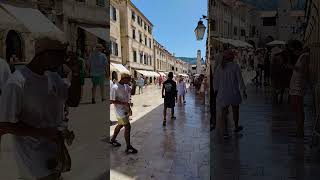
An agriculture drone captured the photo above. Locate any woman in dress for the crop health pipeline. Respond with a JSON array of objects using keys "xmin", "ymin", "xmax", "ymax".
[
  {"xmin": 213, "ymin": 48, "xmax": 247, "ymax": 139},
  {"xmin": 177, "ymin": 76, "xmax": 187, "ymax": 104}
]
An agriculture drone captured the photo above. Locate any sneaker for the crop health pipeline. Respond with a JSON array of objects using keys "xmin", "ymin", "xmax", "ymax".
[
  {"xmin": 126, "ymin": 145, "xmax": 138, "ymax": 154},
  {"xmin": 163, "ymin": 120, "xmax": 166, "ymax": 126},
  {"xmin": 171, "ymin": 116, "xmax": 176, "ymax": 120}
]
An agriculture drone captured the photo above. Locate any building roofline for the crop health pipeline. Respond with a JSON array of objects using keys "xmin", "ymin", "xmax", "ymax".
[{"xmin": 128, "ymin": 0, "xmax": 153, "ymax": 27}]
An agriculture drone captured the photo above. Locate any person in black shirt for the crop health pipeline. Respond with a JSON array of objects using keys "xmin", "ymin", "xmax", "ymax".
[{"xmin": 162, "ymin": 72, "xmax": 177, "ymax": 126}]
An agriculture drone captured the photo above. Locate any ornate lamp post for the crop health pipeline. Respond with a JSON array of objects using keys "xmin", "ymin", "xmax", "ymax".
[{"xmin": 194, "ymin": 16, "xmax": 207, "ymax": 40}]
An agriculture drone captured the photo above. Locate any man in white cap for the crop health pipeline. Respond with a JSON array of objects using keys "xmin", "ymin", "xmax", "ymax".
[
  {"xmin": 110, "ymin": 73, "xmax": 138, "ymax": 154},
  {"xmin": 0, "ymin": 37, "xmax": 71, "ymax": 180},
  {"xmin": 88, "ymin": 44, "xmax": 108, "ymax": 104}
]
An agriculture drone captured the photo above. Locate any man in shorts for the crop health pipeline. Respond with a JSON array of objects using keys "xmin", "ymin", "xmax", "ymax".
[
  {"xmin": 88, "ymin": 44, "xmax": 108, "ymax": 104},
  {"xmin": 162, "ymin": 72, "xmax": 177, "ymax": 126},
  {"xmin": 110, "ymin": 73, "xmax": 138, "ymax": 154}
]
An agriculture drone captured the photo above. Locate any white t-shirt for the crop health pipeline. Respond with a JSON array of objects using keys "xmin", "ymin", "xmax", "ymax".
[
  {"xmin": 0, "ymin": 58, "xmax": 11, "ymax": 94},
  {"xmin": 0, "ymin": 67, "xmax": 68, "ymax": 178},
  {"xmin": 110, "ymin": 83, "xmax": 130, "ymax": 119}
]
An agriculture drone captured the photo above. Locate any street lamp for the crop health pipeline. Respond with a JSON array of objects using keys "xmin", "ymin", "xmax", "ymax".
[{"xmin": 195, "ymin": 16, "xmax": 207, "ymax": 40}]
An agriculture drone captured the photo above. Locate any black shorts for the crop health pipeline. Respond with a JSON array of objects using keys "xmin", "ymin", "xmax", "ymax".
[{"xmin": 164, "ymin": 99, "xmax": 175, "ymax": 108}]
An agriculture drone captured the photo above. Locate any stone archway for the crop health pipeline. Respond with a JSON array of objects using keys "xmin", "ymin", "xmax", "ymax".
[{"xmin": 5, "ymin": 30, "xmax": 23, "ymax": 62}]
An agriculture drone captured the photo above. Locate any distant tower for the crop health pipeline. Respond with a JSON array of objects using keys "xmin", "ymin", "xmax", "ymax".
[{"xmin": 196, "ymin": 50, "xmax": 202, "ymax": 74}]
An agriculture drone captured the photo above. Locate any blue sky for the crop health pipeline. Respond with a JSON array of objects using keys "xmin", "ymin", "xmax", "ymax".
[{"xmin": 131, "ymin": 0, "xmax": 207, "ymax": 58}]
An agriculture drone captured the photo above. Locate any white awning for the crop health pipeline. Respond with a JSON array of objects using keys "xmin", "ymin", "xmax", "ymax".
[
  {"xmin": 0, "ymin": 3, "xmax": 65, "ymax": 42},
  {"xmin": 158, "ymin": 72, "xmax": 166, "ymax": 76},
  {"xmin": 136, "ymin": 70, "xmax": 159, "ymax": 77},
  {"xmin": 80, "ymin": 26, "xmax": 108, "ymax": 41},
  {"xmin": 110, "ymin": 63, "xmax": 130, "ymax": 74},
  {"xmin": 179, "ymin": 74, "xmax": 189, "ymax": 77}
]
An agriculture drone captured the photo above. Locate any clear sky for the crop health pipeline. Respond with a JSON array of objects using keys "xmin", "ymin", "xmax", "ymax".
[{"xmin": 131, "ymin": 0, "xmax": 207, "ymax": 58}]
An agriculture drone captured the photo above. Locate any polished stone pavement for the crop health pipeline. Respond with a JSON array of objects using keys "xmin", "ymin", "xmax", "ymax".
[
  {"xmin": 211, "ymin": 84, "xmax": 320, "ymax": 180},
  {"xmin": 110, "ymin": 87, "xmax": 210, "ymax": 180}
]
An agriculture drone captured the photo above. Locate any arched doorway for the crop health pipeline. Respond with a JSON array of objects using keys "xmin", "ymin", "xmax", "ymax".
[
  {"xmin": 5, "ymin": 30, "xmax": 23, "ymax": 62},
  {"xmin": 76, "ymin": 27, "xmax": 86, "ymax": 58},
  {"xmin": 111, "ymin": 71, "xmax": 118, "ymax": 81}
]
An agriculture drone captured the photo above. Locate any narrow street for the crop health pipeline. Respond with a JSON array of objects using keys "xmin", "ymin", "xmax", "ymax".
[
  {"xmin": 110, "ymin": 85, "xmax": 210, "ymax": 180},
  {"xmin": 211, "ymin": 81, "xmax": 320, "ymax": 180}
]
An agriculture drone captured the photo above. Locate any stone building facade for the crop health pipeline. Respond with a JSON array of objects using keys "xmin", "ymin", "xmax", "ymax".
[
  {"xmin": 153, "ymin": 39, "xmax": 175, "ymax": 73},
  {"xmin": 0, "ymin": 0, "xmax": 109, "ymax": 63},
  {"xmin": 118, "ymin": 0, "xmax": 154, "ymax": 78}
]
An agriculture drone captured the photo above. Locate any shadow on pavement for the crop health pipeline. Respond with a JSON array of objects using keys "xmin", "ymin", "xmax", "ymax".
[{"xmin": 110, "ymin": 89, "xmax": 210, "ymax": 180}]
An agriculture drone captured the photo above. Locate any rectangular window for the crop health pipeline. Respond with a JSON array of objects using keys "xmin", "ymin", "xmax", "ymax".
[
  {"xmin": 149, "ymin": 56, "xmax": 152, "ymax": 66},
  {"xmin": 145, "ymin": 35, "xmax": 147, "ymax": 46},
  {"xmin": 111, "ymin": 41, "xmax": 118, "ymax": 56},
  {"xmin": 144, "ymin": 23, "xmax": 147, "ymax": 31},
  {"xmin": 110, "ymin": 6, "xmax": 117, "ymax": 21},
  {"xmin": 144, "ymin": 54, "xmax": 147, "ymax": 64},
  {"xmin": 140, "ymin": 52, "xmax": 143, "ymax": 63},
  {"xmin": 149, "ymin": 38, "xmax": 152, "ymax": 48},
  {"xmin": 131, "ymin": 10, "xmax": 136, "ymax": 21},
  {"xmin": 133, "ymin": 50, "xmax": 137, "ymax": 62},
  {"xmin": 139, "ymin": 32, "xmax": 142, "ymax": 43},
  {"xmin": 251, "ymin": 26, "xmax": 256, "ymax": 37},
  {"xmin": 241, "ymin": 29, "xmax": 246, "ymax": 36},
  {"xmin": 234, "ymin": 27, "xmax": 237, "ymax": 35},
  {"xmin": 132, "ymin": 29, "xmax": 136, "ymax": 39},
  {"xmin": 138, "ymin": 16, "xmax": 142, "ymax": 26},
  {"xmin": 96, "ymin": 0, "xmax": 105, "ymax": 7}
]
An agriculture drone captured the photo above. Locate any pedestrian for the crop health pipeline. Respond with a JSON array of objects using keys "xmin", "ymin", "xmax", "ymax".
[
  {"xmin": 137, "ymin": 75, "xmax": 144, "ymax": 94},
  {"xmin": 110, "ymin": 73, "xmax": 138, "ymax": 154},
  {"xmin": 0, "ymin": 38, "xmax": 73, "ymax": 180},
  {"xmin": 287, "ymin": 40, "xmax": 310, "ymax": 138},
  {"xmin": 0, "ymin": 57, "xmax": 11, "ymax": 96},
  {"xmin": 213, "ymin": 48, "xmax": 247, "ymax": 139},
  {"xmin": 162, "ymin": 72, "xmax": 177, "ymax": 126},
  {"xmin": 177, "ymin": 76, "xmax": 187, "ymax": 104},
  {"xmin": 88, "ymin": 44, "xmax": 108, "ymax": 104}
]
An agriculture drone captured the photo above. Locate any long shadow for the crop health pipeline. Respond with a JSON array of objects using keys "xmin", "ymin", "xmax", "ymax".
[{"xmin": 110, "ymin": 92, "xmax": 210, "ymax": 180}]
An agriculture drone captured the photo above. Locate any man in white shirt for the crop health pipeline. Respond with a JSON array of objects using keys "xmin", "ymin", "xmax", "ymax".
[
  {"xmin": 110, "ymin": 73, "xmax": 137, "ymax": 154},
  {"xmin": 0, "ymin": 57, "xmax": 11, "ymax": 96},
  {"xmin": 0, "ymin": 38, "xmax": 71, "ymax": 180}
]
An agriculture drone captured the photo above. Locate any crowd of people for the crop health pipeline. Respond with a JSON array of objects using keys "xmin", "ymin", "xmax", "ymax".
[{"xmin": 211, "ymin": 40, "xmax": 310, "ymax": 140}]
